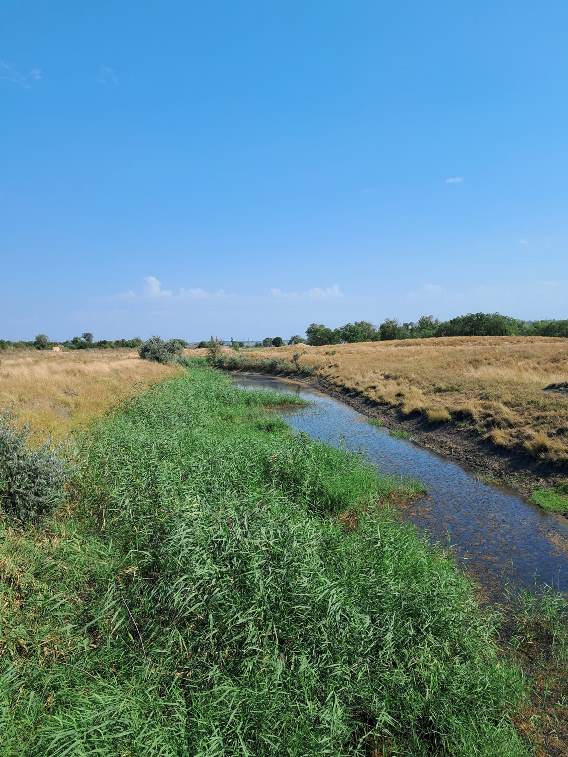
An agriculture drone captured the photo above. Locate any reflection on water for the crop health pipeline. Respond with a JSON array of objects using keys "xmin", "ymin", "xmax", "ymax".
[{"xmin": 234, "ymin": 373, "xmax": 568, "ymax": 598}]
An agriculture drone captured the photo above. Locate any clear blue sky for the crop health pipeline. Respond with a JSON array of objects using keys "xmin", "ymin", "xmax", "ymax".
[{"xmin": 2, "ymin": 1, "xmax": 567, "ymax": 341}]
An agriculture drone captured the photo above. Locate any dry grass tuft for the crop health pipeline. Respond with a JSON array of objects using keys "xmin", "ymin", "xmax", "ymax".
[
  {"xmin": 246, "ymin": 336, "xmax": 568, "ymax": 463},
  {"xmin": 0, "ymin": 349, "xmax": 180, "ymax": 442}
]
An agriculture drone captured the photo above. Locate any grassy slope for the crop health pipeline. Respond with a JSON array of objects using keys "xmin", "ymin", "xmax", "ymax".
[
  {"xmin": 0, "ymin": 349, "xmax": 179, "ymax": 443},
  {"xmin": 1, "ymin": 363, "xmax": 527, "ymax": 755}
]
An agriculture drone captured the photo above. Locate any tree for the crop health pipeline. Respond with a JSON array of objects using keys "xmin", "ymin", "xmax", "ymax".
[
  {"xmin": 82, "ymin": 332, "xmax": 94, "ymax": 344},
  {"xmin": 262, "ymin": 338, "xmax": 273, "ymax": 347},
  {"xmin": 435, "ymin": 313, "xmax": 520, "ymax": 337},
  {"xmin": 288, "ymin": 335, "xmax": 304, "ymax": 345},
  {"xmin": 305, "ymin": 323, "xmax": 340, "ymax": 346},
  {"xmin": 379, "ymin": 319, "xmax": 403, "ymax": 341},
  {"xmin": 414, "ymin": 315, "xmax": 439, "ymax": 338},
  {"xmin": 34, "ymin": 334, "xmax": 50, "ymax": 350},
  {"xmin": 339, "ymin": 321, "xmax": 378, "ymax": 343},
  {"xmin": 272, "ymin": 336, "xmax": 284, "ymax": 347}
]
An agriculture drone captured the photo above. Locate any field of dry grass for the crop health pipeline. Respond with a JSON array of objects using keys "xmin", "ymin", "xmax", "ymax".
[
  {"xmin": 243, "ymin": 336, "xmax": 568, "ymax": 464},
  {"xmin": 0, "ymin": 349, "xmax": 180, "ymax": 443}
]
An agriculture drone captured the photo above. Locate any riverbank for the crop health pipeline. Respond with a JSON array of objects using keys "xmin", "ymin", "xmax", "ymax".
[
  {"xmin": 2, "ymin": 362, "xmax": 533, "ymax": 755},
  {"xmin": 211, "ymin": 348, "xmax": 568, "ymax": 505}
]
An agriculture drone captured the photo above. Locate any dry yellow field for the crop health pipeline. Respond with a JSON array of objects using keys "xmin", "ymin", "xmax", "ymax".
[
  {"xmin": 244, "ymin": 336, "xmax": 568, "ymax": 463},
  {"xmin": 0, "ymin": 349, "xmax": 180, "ymax": 443}
]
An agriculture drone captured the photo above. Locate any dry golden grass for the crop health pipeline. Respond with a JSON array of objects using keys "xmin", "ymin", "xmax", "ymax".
[
  {"xmin": 0, "ymin": 349, "xmax": 180, "ymax": 443},
  {"xmin": 246, "ymin": 336, "xmax": 568, "ymax": 463}
]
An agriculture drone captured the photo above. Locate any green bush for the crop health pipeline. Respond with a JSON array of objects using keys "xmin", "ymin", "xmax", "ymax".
[
  {"xmin": 138, "ymin": 336, "xmax": 185, "ymax": 364},
  {"xmin": 0, "ymin": 416, "xmax": 66, "ymax": 523}
]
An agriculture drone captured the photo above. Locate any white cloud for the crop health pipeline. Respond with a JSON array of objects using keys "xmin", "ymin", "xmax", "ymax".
[
  {"xmin": 445, "ymin": 176, "xmax": 464, "ymax": 184},
  {"xmin": 0, "ymin": 61, "xmax": 42, "ymax": 88},
  {"xmin": 519, "ymin": 239, "xmax": 529, "ymax": 246},
  {"xmin": 270, "ymin": 285, "xmax": 343, "ymax": 299},
  {"xmin": 145, "ymin": 276, "xmax": 172, "ymax": 298},
  {"xmin": 114, "ymin": 278, "xmax": 342, "ymax": 309},
  {"xmin": 114, "ymin": 277, "xmax": 227, "ymax": 302},
  {"xmin": 97, "ymin": 66, "xmax": 119, "ymax": 86},
  {"xmin": 179, "ymin": 287, "xmax": 226, "ymax": 299}
]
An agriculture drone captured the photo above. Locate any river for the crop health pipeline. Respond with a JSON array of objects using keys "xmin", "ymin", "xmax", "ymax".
[{"xmin": 234, "ymin": 373, "xmax": 568, "ymax": 599}]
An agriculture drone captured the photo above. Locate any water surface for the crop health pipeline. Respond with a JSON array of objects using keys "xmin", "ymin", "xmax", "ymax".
[{"xmin": 234, "ymin": 373, "xmax": 568, "ymax": 598}]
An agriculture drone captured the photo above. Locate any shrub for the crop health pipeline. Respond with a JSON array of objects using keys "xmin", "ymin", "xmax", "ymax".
[
  {"xmin": 34, "ymin": 334, "xmax": 50, "ymax": 350},
  {"xmin": 0, "ymin": 416, "xmax": 67, "ymax": 522},
  {"xmin": 206, "ymin": 338, "xmax": 224, "ymax": 363},
  {"xmin": 139, "ymin": 336, "xmax": 185, "ymax": 364}
]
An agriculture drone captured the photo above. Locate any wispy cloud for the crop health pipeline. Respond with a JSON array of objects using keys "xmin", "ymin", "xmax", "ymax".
[
  {"xmin": 0, "ymin": 61, "xmax": 42, "ymax": 88},
  {"xmin": 97, "ymin": 66, "xmax": 119, "ymax": 86},
  {"xmin": 270, "ymin": 285, "xmax": 343, "ymax": 299},
  {"xmin": 116, "ymin": 277, "xmax": 226, "ymax": 302},
  {"xmin": 445, "ymin": 176, "xmax": 464, "ymax": 184},
  {"xmin": 115, "ymin": 277, "xmax": 343, "ymax": 305},
  {"xmin": 406, "ymin": 282, "xmax": 444, "ymax": 301}
]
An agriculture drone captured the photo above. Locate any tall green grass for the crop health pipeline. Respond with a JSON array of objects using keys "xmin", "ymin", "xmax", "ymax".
[{"xmin": 1, "ymin": 364, "xmax": 527, "ymax": 755}]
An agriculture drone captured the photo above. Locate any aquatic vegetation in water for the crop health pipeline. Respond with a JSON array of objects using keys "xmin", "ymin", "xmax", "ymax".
[{"xmin": 530, "ymin": 485, "xmax": 568, "ymax": 513}]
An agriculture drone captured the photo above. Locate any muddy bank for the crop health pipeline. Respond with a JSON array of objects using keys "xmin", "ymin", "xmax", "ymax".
[{"xmin": 225, "ymin": 366, "xmax": 568, "ymax": 502}]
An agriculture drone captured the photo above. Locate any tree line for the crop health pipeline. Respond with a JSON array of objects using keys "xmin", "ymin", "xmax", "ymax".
[
  {"xmin": 2, "ymin": 312, "xmax": 567, "ymax": 353},
  {"xmin": 0, "ymin": 333, "xmax": 148, "ymax": 351},
  {"xmin": 259, "ymin": 313, "xmax": 568, "ymax": 347}
]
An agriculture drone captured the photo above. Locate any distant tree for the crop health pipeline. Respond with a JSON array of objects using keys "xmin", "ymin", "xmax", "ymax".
[
  {"xmin": 306, "ymin": 323, "xmax": 340, "ymax": 346},
  {"xmin": 413, "ymin": 315, "xmax": 439, "ymax": 338},
  {"xmin": 288, "ymin": 335, "xmax": 304, "ymax": 345},
  {"xmin": 272, "ymin": 336, "xmax": 284, "ymax": 347},
  {"xmin": 262, "ymin": 338, "xmax": 273, "ymax": 347},
  {"xmin": 34, "ymin": 334, "xmax": 50, "ymax": 350},
  {"xmin": 339, "ymin": 321, "xmax": 378, "ymax": 343},
  {"xmin": 82, "ymin": 332, "xmax": 94, "ymax": 344},
  {"xmin": 379, "ymin": 319, "xmax": 403, "ymax": 341},
  {"xmin": 435, "ymin": 313, "xmax": 520, "ymax": 337},
  {"xmin": 523, "ymin": 319, "xmax": 568, "ymax": 338}
]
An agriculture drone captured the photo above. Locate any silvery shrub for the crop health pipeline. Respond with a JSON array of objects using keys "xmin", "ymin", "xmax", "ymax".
[{"xmin": 0, "ymin": 415, "xmax": 67, "ymax": 523}]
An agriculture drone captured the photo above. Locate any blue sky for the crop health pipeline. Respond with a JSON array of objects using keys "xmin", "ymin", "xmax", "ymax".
[{"xmin": 2, "ymin": 1, "xmax": 567, "ymax": 341}]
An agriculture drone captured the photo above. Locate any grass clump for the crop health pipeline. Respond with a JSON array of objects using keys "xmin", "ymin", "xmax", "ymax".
[
  {"xmin": 530, "ymin": 484, "xmax": 568, "ymax": 513},
  {"xmin": 0, "ymin": 414, "xmax": 67, "ymax": 523},
  {"xmin": 503, "ymin": 589, "xmax": 568, "ymax": 753},
  {"xmin": 390, "ymin": 428, "xmax": 412, "ymax": 440},
  {"xmin": 1, "ymin": 364, "xmax": 528, "ymax": 754}
]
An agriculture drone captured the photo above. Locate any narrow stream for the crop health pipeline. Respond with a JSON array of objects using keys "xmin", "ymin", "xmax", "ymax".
[{"xmin": 234, "ymin": 373, "xmax": 568, "ymax": 598}]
